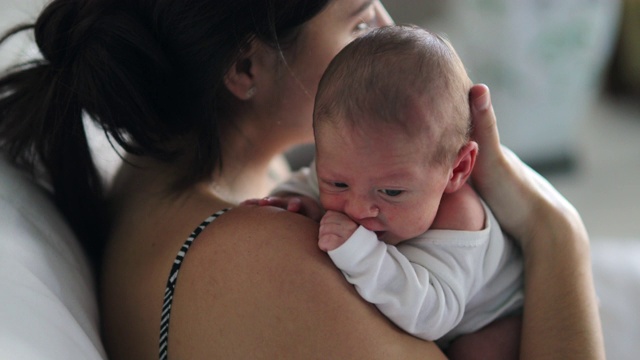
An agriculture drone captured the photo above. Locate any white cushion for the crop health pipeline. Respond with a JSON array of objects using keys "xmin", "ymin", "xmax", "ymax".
[{"xmin": 0, "ymin": 156, "xmax": 107, "ymax": 360}]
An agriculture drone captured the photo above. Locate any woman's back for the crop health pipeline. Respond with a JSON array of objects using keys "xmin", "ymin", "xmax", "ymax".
[{"xmin": 101, "ymin": 162, "xmax": 441, "ymax": 359}]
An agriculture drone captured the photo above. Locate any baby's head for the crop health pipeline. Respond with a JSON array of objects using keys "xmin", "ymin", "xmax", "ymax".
[{"xmin": 313, "ymin": 26, "xmax": 476, "ymax": 244}]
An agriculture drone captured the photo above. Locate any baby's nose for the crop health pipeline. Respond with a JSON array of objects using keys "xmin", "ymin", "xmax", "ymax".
[{"xmin": 345, "ymin": 197, "xmax": 379, "ymax": 221}]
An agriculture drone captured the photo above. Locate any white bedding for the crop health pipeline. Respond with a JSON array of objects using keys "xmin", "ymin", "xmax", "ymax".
[{"xmin": 0, "ymin": 157, "xmax": 107, "ymax": 359}]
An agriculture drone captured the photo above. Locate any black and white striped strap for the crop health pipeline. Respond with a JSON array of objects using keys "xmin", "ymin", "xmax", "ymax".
[{"xmin": 159, "ymin": 208, "xmax": 230, "ymax": 360}]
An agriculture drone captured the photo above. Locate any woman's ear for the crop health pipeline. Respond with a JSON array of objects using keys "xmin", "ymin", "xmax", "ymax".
[
  {"xmin": 224, "ymin": 44, "xmax": 258, "ymax": 100},
  {"xmin": 444, "ymin": 141, "xmax": 478, "ymax": 193}
]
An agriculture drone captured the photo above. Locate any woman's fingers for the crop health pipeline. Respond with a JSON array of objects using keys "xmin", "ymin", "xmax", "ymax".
[
  {"xmin": 467, "ymin": 84, "xmax": 535, "ymax": 241},
  {"xmin": 469, "ymin": 84, "xmax": 498, "ymax": 144},
  {"xmin": 467, "ymin": 84, "xmax": 583, "ymax": 246},
  {"xmin": 469, "ymin": 84, "xmax": 502, "ymax": 175}
]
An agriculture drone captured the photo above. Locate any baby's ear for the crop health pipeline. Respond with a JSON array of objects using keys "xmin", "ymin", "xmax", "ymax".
[{"xmin": 444, "ymin": 141, "xmax": 478, "ymax": 193}]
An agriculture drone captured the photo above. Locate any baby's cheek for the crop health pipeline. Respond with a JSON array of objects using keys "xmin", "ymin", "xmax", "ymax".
[
  {"xmin": 319, "ymin": 194, "xmax": 343, "ymax": 213},
  {"xmin": 390, "ymin": 212, "xmax": 431, "ymax": 239}
]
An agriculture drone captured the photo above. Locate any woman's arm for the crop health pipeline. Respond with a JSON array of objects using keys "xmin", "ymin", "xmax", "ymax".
[{"xmin": 468, "ymin": 84, "xmax": 605, "ymax": 359}]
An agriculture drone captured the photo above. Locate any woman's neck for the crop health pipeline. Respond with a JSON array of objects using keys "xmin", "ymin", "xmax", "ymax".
[
  {"xmin": 210, "ymin": 153, "xmax": 290, "ymax": 204},
  {"xmin": 212, "ymin": 128, "xmax": 293, "ymax": 203},
  {"xmin": 112, "ymin": 138, "xmax": 292, "ymax": 207}
]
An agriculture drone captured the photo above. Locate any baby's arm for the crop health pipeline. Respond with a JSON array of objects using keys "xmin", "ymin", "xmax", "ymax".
[
  {"xmin": 326, "ymin": 226, "xmax": 468, "ymax": 341},
  {"xmin": 243, "ymin": 163, "xmax": 324, "ymax": 221}
]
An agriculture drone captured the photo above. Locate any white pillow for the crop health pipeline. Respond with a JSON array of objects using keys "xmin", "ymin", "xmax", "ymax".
[{"xmin": 0, "ymin": 156, "xmax": 107, "ymax": 360}]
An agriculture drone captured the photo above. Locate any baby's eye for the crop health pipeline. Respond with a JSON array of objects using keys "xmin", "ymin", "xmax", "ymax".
[
  {"xmin": 382, "ymin": 189, "xmax": 403, "ymax": 197},
  {"xmin": 333, "ymin": 182, "xmax": 348, "ymax": 189}
]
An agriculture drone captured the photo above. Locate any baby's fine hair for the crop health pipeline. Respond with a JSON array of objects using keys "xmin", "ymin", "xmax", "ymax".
[{"xmin": 314, "ymin": 25, "xmax": 473, "ymax": 166}]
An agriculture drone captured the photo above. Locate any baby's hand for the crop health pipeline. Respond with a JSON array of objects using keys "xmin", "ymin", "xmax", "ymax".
[
  {"xmin": 318, "ymin": 210, "xmax": 358, "ymax": 252},
  {"xmin": 241, "ymin": 195, "xmax": 324, "ymax": 222}
]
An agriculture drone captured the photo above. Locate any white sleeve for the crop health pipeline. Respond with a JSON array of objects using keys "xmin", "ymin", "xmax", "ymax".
[
  {"xmin": 328, "ymin": 226, "xmax": 466, "ymax": 341},
  {"xmin": 269, "ymin": 160, "xmax": 320, "ymax": 202}
]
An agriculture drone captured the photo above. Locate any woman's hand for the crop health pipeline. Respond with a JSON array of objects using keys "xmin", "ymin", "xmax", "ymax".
[
  {"xmin": 468, "ymin": 84, "xmax": 583, "ymax": 251},
  {"xmin": 468, "ymin": 84, "xmax": 605, "ymax": 359}
]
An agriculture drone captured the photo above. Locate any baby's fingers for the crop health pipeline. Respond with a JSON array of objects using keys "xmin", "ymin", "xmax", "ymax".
[
  {"xmin": 318, "ymin": 232, "xmax": 344, "ymax": 252},
  {"xmin": 240, "ymin": 198, "xmax": 261, "ymax": 206},
  {"xmin": 285, "ymin": 197, "xmax": 303, "ymax": 213},
  {"xmin": 240, "ymin": 197, "xmax": 299, "ymax": 213},
  {"xmin": 320, "ymin": 210, "xmax": 351, "ymax": 224}
]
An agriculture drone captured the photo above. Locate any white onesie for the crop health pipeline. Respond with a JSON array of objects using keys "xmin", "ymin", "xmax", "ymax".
[{"xmin": 273, "ymin": 164, "xmax": 524, "ymax": 346}]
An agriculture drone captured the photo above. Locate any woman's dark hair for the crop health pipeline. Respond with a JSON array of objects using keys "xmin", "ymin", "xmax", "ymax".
[{"xmin": 0, "ymin": 0, "xmax": 329, "ymax": 268}]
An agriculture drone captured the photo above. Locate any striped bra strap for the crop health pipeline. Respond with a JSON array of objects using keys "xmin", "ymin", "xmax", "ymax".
[{"xmin": 159, "ymin": 208, "xmax": 230, "ymax": 360}]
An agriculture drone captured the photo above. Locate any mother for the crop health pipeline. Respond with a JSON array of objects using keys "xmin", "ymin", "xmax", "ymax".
[{"xmin": 0, "ymin": 0, "xmax": 604, "ymax": 358}]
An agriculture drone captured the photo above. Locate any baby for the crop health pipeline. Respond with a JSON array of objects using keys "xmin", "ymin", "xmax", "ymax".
[{"xmin": 251, "ymin": 25, "xmax": 523, "ymax": 351}]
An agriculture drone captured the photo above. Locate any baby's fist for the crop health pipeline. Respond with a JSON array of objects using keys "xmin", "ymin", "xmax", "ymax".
[{"xmin": 318, "ymin": 211, "xmax": 358, "ymax": 252}]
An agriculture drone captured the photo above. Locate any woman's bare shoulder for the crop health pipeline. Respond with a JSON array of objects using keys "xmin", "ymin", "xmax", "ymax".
[
  {"xmin": 180, "ymin": 204, "xmax": 346, "ymax": 301},
  {"xmin": 168, "ymin": 204, "xmax": 444, "ymax": 359},
  {"xmin": 213, "ymin": 204, "xmax": 320, "ymax": 240},
  {"xmin": 187, "ymin": 204, "xmax": 325, "ymax": 274}
]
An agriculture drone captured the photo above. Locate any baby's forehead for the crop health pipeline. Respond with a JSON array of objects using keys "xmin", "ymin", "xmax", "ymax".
[
  {"xmin": 318, "ymin": 115, "xmax": 437, "ymax": 157},
  {"xmin": 316, "ymin": 126, "xmax": 437, "ymax": 169}
]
